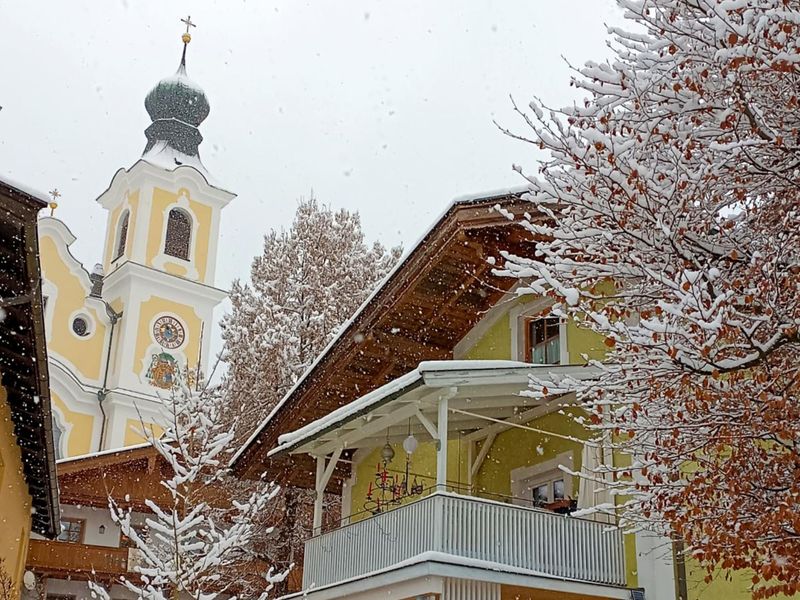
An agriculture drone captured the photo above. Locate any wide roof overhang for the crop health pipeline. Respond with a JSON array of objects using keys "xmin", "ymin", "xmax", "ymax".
[
  {"xmin": 270, "ymin": 360, "xmax": 599, "ymax": 459},
  {"xmin": 232, "ymin": 191, "xmax": 551, "ymax": 484}
]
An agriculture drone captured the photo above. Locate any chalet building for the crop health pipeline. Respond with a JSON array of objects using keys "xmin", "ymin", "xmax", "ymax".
[
  {"xmin": 232, "ymin": 192, "xmax": 694, "ymax": 600},
  {"xmin": 24, "ymin": 444, "xmax": 168, "ymax": 599},
  {"xmin": 0, "ymin": 179, "xmax": 60, "ymax": 598},
  {"xmin": 24, "ymin": 443, "xmax": 279, "ymax": 599}
]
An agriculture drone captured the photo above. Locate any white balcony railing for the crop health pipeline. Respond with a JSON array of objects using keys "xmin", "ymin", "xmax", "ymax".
[{"xmin": 303, "ymin": 492, "xmax": 627, "ymax": 590}]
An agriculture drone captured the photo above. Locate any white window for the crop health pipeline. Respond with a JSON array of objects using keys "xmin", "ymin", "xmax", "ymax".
[
  {"xmin": 525, "ymin": 316, "xmax": 561, "ymax": 365},
  {"xmin": 510, "ymin": 452, "xmax": 574, "ymax": 510},
  {"xmin": 530, "ymin": 473, "xmax": 567, "ymax": 507},
  {"xmin": 510, "ymin": 301, "xmax": 569, "ymax": 364}
]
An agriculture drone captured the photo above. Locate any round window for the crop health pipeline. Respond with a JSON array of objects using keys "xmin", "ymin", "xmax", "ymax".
[{"xmin": 72, "ymin": 316, "xmax": 89, "ymax": 337}]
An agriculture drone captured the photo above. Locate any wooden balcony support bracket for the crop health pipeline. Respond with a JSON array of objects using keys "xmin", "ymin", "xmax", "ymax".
[
  {"xmin": 414, "ymin": 408, "xmax": 439, "ymax": 442},
  {"xmin": 469, "ymin": 432, "xmax": 497, "ymax": 486},
  {"xmin": 313, "ymin": 447, "xmax": 343, "ymax": 534}
]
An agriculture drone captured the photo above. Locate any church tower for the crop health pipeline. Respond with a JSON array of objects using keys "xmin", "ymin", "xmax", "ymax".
[{"xmin": 38, "ymin": 22, "xmax": 233, "ymax": 455}]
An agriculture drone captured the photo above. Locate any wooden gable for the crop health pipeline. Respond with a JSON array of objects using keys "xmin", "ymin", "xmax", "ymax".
[{"xmin": 233, "ymin": 193, "xmax": 546, "ymax": 487}]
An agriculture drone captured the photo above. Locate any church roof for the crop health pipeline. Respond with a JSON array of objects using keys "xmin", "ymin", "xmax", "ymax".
[{"xmin": 142, "ymin": 35, "xmax": 210, "ymax": 173}]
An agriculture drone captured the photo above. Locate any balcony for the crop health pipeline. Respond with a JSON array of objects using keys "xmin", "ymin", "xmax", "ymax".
[
  {"xmin": 26, "ymin": 539, "xmax": 131, "ymax": 580},
  {"xmin": 302, "ymin": 492, "xmax": 626, "ymax": 590}
]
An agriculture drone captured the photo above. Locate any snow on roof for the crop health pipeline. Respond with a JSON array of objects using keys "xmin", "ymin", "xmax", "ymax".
[
  {"xmin": 451, "ymin": 184, "xmax": 531, "ymax": 204},
  {"xmin": 141, "ymin": 139, "xmax": 212, "ymax": 180},
  {"xmin": 270, "ymin": 360, "xmax": 535, "ymax": 455},
  {"xmin": 0, "ymin": 172, "xmax": 51, "ymax": 205},
  {"xmin": 230, "ymin": 189, "xmax": 530, "ymax": 468},
  {"xmin": 56, "ymin": 441, "xmax": 153, "ymax": 465}
]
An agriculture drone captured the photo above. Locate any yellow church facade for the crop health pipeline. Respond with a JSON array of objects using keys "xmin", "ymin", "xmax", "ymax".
[{"xmin": 38, "ymin": 36, "xmax": 233, "ymax": 460}]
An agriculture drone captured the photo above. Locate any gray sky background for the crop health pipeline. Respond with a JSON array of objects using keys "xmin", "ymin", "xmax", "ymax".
[{"xmin": 0, "ymin": 0, "xmax": 626, "ymax": 368}]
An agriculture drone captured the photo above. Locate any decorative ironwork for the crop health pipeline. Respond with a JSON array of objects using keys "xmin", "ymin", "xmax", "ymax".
[{"xmin": 364, "ymin": 437, "xmax": 424, "ymax": 515}]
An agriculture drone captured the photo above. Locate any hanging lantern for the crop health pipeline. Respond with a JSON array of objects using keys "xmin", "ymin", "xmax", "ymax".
[
  {"xmin": 403, "ymin": 433, "xmax": 418, "ymax": 455},
  {"xmin": 381, "ymin": 442, "xmax": 395, "ymax": 463}
]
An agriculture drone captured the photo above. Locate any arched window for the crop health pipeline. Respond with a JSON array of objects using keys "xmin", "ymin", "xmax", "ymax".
[
  {"xmin": 114, "ymin": 210, "xmax": 129, "ymax": 260},
  {"xmin": 164, "ymin": 208, "xmax": 191, "ymax": 260}
]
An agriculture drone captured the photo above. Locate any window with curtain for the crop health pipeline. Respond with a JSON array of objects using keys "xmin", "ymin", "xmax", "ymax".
[
  {"xmin": 525, "ymin": 316, "xmax": 561, "ymax": 364},
  {"xmin": 164, "ymin": 208, "xmax": 191, "ymax": 260}
]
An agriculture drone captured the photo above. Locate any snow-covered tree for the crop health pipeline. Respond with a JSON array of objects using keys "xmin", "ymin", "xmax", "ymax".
[
  {"xmin": 89, "ymin": 383, "xmax": 287, "ymax": 600},
  {"xmin": 219, "ymin": 195, "xmax": 400, "ymax": 582},
  {"xmin": 497, "ymin": 1, "xmax": 800, "ymax": 596},
  {"xmin": 220, "ymin": 194, "xmax": 401, "ymax": 437}
]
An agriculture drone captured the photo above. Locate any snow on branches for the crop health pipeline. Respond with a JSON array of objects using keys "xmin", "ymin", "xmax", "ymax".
[
  {"xmin": 89, "ymin": 384, "xmax": 288, "ymax": 600},
  {"xmin": 498, "ymin": 1, "xmax": 800, "ymax": 596},
  {"xmin": 220, "ymin": 194, "xmax": 401, "ymax": 438}
]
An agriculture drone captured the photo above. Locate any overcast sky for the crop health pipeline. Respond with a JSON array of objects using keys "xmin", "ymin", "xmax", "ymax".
[{"xmin": 0, "ymin": 0, "xmax": 626, "ymax": 366}]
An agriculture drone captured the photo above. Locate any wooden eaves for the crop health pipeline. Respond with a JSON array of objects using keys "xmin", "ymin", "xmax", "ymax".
[
  {"xmin": 232, "ymin": 191, "xmax": 547, "ymax": 489},
  {"xmin": 0, "ymin": 178, "xmax": 60, "ymax": 537}
]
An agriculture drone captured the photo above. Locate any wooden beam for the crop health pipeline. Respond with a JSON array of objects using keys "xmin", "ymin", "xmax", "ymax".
[
  {"xmin": 414, "ymin": 408, "xmax": 439, "ymax": 440},
  {"xmin": 470, "ymin": 432, "xmax": 496, "ymax": 480}
]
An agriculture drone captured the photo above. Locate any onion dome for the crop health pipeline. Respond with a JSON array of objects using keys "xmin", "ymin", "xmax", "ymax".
[{"xmin": 142, "ymin": 23, "xmax": 209, "ymax": 165}]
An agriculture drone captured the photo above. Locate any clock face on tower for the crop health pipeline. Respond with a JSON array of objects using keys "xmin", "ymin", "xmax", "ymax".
[{"xmin": 153, "ymin": 315, "xmax": 185, "ymax": 349}]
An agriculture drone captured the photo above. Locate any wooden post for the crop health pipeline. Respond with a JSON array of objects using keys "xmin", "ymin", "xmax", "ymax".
[
  {"xmin": 313, "ymin": 455, "xmax": 325, "ymax": 534},
  {"xmin": 436, "ymin": 393, "xmax": 449, "ymax": 490},
  {"xmin": 313, "ymin": 448, "xmax": 343, "ymax": 535}
]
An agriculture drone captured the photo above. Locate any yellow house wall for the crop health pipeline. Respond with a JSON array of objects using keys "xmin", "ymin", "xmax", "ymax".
[
  {"xmin": 463, "ymin": 313, "xmax": 511, "ymax": 360},
  {"xmin": 145, "ymin": 187, "xmax": 212, "ymax": 282},
  {"xmin": 566, "ymin": 318, "xmax": 606, "ymax": 363},
  {"xmin": 134, "ymin": 296, "xmax": 202, "ymax": 382},
  {"xmin": 39, "ymin": 236, "xmax": 107, "ymax": 381},
  {"xmin": 455, "ymin": 300, "xmax": 640, "ymax": 586},
  {"xmin": 683, "ymin": 560, "xmax": 793, "ymax": 600},
  {"xmin": 0, "ymin": 379, "xmax": 32, "ymax": 597},
  {"xmin": 51, "ymin": 390, "xmax": 95, "ymax": 457}
]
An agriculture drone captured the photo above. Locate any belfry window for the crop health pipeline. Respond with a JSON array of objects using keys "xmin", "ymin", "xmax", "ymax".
[
  {"xmin": 115, "ymin": 210, "xmax": 130, "ymax": 260},
  {"xmin": 165, "ymin": 208, "xmax": 191, "ymax": 260}
]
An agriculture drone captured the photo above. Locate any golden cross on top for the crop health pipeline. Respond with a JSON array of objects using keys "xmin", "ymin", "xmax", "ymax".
[
  {"xmin": 48, "ymin": 188, "xmax": 61, "ymax": 216},
  {"xmin": 181, "ymin": 15, "xmax": 196, "ymax": 34}
]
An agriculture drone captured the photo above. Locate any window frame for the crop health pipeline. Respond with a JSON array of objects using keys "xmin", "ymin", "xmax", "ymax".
[
  {"xmin": 114, "ymin": 209, "xmax": 130, "ymax": 261},
  {"xmin": 510, "ymin": 451, "xmax": 574, "ymax": 509},
  {"xmin": 510, "ymin": 300, "xmax": 569, "ymax": 365},
  {"xmin": 524, "ymin": 316, "xmax": 562, "ymax": 365},
  {"xmin": 164, "ymin": 207, "xmax": 192, "ymax": 261},
  {"xmin": 57, "ymin": 517, "xmax": 85, "ymax": 544}
]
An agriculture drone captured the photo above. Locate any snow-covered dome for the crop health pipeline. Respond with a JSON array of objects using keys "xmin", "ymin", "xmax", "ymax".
[
  {"xmin": 141, "ymin": 40, "xmax": 210, "ymax": 169},
  {"xmin": 145, "ymin": 64, "xmax": 210, "ymax": 127}
]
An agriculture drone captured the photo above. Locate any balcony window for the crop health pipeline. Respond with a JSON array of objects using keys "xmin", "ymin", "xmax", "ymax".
[
  {"xmin": 57, "ymin": 518, "xmax": 84, "ymax": 543},
  {"xmin": 525, "ymin": 316, "xmax": 560, "ymax": 364},
  {"xmin": 530, "ymin": 475, "xmax": 566, "ymax": 508}
]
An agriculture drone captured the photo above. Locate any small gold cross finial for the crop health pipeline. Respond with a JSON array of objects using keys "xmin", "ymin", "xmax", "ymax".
[
  {"xmin": 181, "ymin": 15, "xmax": 196, "ymax": 44},
  {"xmin": 48, "ymin": 188, "xmax": 61, "ymax": 216}
]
